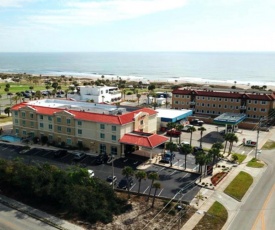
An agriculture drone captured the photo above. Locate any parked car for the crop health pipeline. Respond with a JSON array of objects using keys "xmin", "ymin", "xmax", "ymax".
[
  {"xmin": 96, "ymin": 153, "xmax": 108, "ymax": 164},
  {"xmin": 54, "ymin": 149, "xmax": 68, "ymax": 158},
  {"xmin": 193, "ymin": 146, "xmax": 204, "ymax": 155},
  {"xmin": 160, "ymin": 151, "xmax": 175, "ymax": 163},
  {"xmin": 106, "ymin": 175, "xmax": 117, "ymax": 185},
  {"xmin": 182, "ymin": 125, "xmax": 194, "ymax": 132},
  {"xmin": 190, "ymin": 119, "xmax": 204, "ymax": 126},
  {"xmin": 88, "ymin": 169, "xmax": 95, "ymax": 178},
  {"xmin": 73, "ymin": 152, "xmax": 86, "ymax": 161},
  {"xmin": 117, "ymin": 177, "xmax": 133, "ymax": 189}
]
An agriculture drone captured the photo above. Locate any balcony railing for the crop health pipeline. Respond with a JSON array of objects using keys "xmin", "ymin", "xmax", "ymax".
[
  {"xmin": 240, "ymin": 106, "xmax": 246, "ymax": 110},
  {"xmin": 189, "ymin": 101, "xmax": 196, "ymax": 105}
]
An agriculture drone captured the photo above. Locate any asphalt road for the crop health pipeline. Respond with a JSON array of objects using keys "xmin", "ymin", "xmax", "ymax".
[
  {"xmin": 227, "ymin": 149, "xmax": 275, "ymax": 230},
  {"xmin": 0, "ymin": 203, "xmax": 56, "ymax": 230}
]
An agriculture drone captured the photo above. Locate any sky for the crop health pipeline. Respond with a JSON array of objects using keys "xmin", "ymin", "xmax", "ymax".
[{"xmin": 0, "ymin": 0, "xmax": 275, "ymax": 52}]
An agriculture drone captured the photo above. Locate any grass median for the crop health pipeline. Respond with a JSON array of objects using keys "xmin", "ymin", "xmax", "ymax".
[
  {"xmin": 247, "ymin": 158, "xmax": 264, "ymax": 168},
  {"xmin": 224, "ymin": 171, "xmax": 253, "ymax": 201},
  {"xmin": 193, "ymin": 201, "xmax": 228, "ymax": 230}
]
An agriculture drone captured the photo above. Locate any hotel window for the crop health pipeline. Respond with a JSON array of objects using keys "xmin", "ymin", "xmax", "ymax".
[
  {"xmin": 111, "ymin": 126, "xmax": 116, "ymax": 132},
  {"xmin": 201, "ymin": 110, "xmax": 204, "ymax": 113},
  {"xmin": 207, "ymin": 104, "xmax": 210, "ymax": 107},
  {"xmin": 48, "ymin": 116, "xmax": 52, "ymax": 121},
  {"xmin": 78, "ymin": 129, "xmax": 82, "ymax": 135},
  {"xmin": 248, "ymin": 100, "xmax": 252, "ymax": 104},
  {"xmin": 30, "ymin": 121, "xmax": 34, "ymax": 127},
  {"xmin": 100, "ymin": 124, "xmax": 105, "ymax": 130},
  {"xmin": 196, "ymin": 109, "xmax": 199, "ymax": 112},
  {"xmin": 111, "ymin": 146, "xmax": 117, "ymax": 155},
  {"xmin": 201, "ymin": 103, "xmax": 205, "ymax": 107},
  {"xmin": 49, "ymin": 124, "xmax": 53, "ymax": 130},
  {"xmin": 67, "ymin": 119, "xmax": 71, "ymax": 125},
  {"xmin": 212, "ymin": 98, "xmax": 216, "ymax": 101},
  {"xmin": 40, "ymin": 115, "xmax": 43, "ymax": 120},
  {"xmin": 230, "ymin": 106, "xmax": 234, "ymax": 109},
  {"xmin": 206, "ymin": 110, "xmax": 210, "ymax": 114},
  {"xmin": 207, "ymin": 97, "xmax": 211, "ymax": 100},
  {"xmin": 14, "ymin": 111, "xmax": 18, "ymax": 116},
  {"xmin": 202, "ymin": 97, "xmax": 205, "ymax": 100},
  {"xmin": 112, "ymin": 135, "xmax": 116, "ymax": 141},
  {"xmin": 30, "ymin": 113, "xmax": 34, "ymax": 119},
  {"xmin": 22, "ymin": 120, "xmax": 26, "ymax": 126},
  {"xmin": 22, "ymin": 112, "xmax": 26, "ymax": 118},
  {"xmin": 219, "ymin": 98, "xmax": 222, "ymax": 101},
  {"xmin": 236, "ymin": 106, "xmax": 239, "ymax": 110},
  {"xmin": 66, "ymin": 138, "xmax": 72, "ymax": 145},
  {"xmin": 22, "ymin": 130, "xmax": 27, "ymax": 136},
  {"xmin": 261, "ymin": 101, "xmax": 266, "ymax": 105},
  {"xmin": 100, "ymin": 133, "xmax": 105, "ymax": 139},
  {"xmin": 182, "ymin": 101, "xmax": 185, "ymax": 105},
  {"xmin": 175, "ymin": 101, "xmax": 179, "ymax": 104},
  {"xmin": 40, "ymin": 123, "xmax": 44, "ymax": 128},
  {"xmin": 230, "ymin": 99, "xmax": 234, "ymax": 102},
  {"xmin": 254, "ymin": 108, "xmax": 257, "ymax": 111},
  {"xmin": 186, "ymin": 95, "xmax": 190, "ymax": 98},
  {"xmin": 100, "ymin": 144, "xmax": 106, "ymax": 153},
  {"xmin": 15, "ymin": 129, "xmax": 19, "ymax": 134},
  {"xmin": 175, "ymin": 95, "xmax": 179, "ymax": 98},
  {"xmin": 218, "ymin": 105, "xmax": 221, "ymax": 108},
  {"xmin": 78, "ymin": 121, "xmax": 82, "ymax": 126},
  {"xmin": 224, "ymin": 105, "xmax": 227, "ymax": 108},
  {"xmin": 57, "ymin": 117, "xmax": 61, "ymax": 123},
  {"xmin": 260, "ymin": 108, "xmax": 266, "ymax": 112},
  {"xmin": 15, "ymin": 119, "xmax": 18, "ymax": 124},
  {"xmin": 236, "ymin": 99, "xmax": 239, "ymax": 102},
  {"xmin": 57, "ymin": 126, "xmax": 62, "ymax": 132},
  {"xmin": 247, "ymin": 107, "xmax": 251, "ymax": 111},
  {"xmin": 254, "ymin": 100, "xmax": 258, "ymax": 104},
  {"xmin": 197, "ymin": 96, "xmax": 200, "ymax": 99},
  {"xmin": 49, "ymin": 135, "xmax": 53, "ymax": 141},
  {"xmin": 224, "ymin": 98, "xmax": 228, "ymax": 102},
  {"xmin": 67, "ymin": 128, "xmax": 71, "ymax": 133},
  {"xmin": 212, "ymin": 111, "xmax": 215, "ymax": 114},
  {"xmin": 212, "ymin": 104, "xmax": 216, "ymax": 108},
  {"xmin": 196, "ymin": 103, "xmax": 200, "ymax": 106}
]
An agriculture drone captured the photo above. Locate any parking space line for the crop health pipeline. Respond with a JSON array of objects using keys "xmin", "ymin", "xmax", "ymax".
[
  {"xmin": 123, "ymin": 159, "xmax": 128, "ymax": 163},
  {"xmin": 157, "ymin": 188, "xmax": 164, "ymax": 196},
  {"xmin": 169, "ymin": 170, "xmax": 177, "ymax": 176},
  {"xmin": 193, "ymin": 165, "xmax": 199, "ymax": 171},
  {"xmin": 143, "ymin": 186, "xmax": 150, "ymax": 194},
  {"xmin": 42, "ymin": 151, "xmax": 51, "ymax": 157},
  {"xmin": 33, "ymin": 150, "xmax": 43, "ymax": 155},
  {"xmin": 130, "ymin": 183, "xmax": 136, "ymax": 191}
]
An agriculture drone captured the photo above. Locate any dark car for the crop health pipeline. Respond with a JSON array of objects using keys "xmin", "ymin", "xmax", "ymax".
[
  {"xmin": 106, "ymin": 175, "xmax": 117, "ymax": 185},
  {"xmin": 193, "ymin": 147, "xmax": 204, "ymax": 155},
  {"xmin": 160, "ymin": 152, "xmax": 175, "ymax": 163},
  {"xmin": 190, "ymin": 119, "xmax": 204, "ymax": 126},
  {"xmin": 73, "ymin": 152, "xmax": 86, "ymax": 161},
  {"xmin": 96, "ymin": 153, "xmax": 109, "ymax": 164},
  {"xmin": 117, "ymin": 177, "xmax": 133, "ymax": 189},
  {"xmin": 54, "ymin": 149, "xmax": 68, "ymax": 158}
]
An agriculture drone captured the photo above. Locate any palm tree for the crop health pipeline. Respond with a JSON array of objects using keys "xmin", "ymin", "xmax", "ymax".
[
  {"xmin": 137, "ymin": 93, "xmax": 141, "ymax": 106},
  {"xmin": 195, "ymin": 150, "xmax": 205, "ymax": 175},
  {"xmin": 147, "ymin": 172, "xmax": 159, "ymax": 201},
  {"xmin": 122, "ymin": 166, "xmax": 134, "ymax": 199},
  {"xmin": 204, "ymin": 153, "xmax": 212, "ymax": 175},
  {"xmin": 178, "ymin": 143, "xmax": 192, "ymax": 169},
  {"xmin": 167, "ymin": 122, "xmax": 176, "ymax": 142},
  {"xmin": 165, "ymin": 141, "xmax": 177, "ymax": 165},
  {"xmin": 198, "ymin": 126, "xmax": 206, "ymax": 148},
  {"xmin": 223, "ymin": 133, "xmax": 235, "ymax": 155},
  {"xmin": 4, "ymin": 107, "xmax": 11, "ymax": 117},
  {"xmin": 12, "ymin": 95, "xmax": 21, "ymax": 104},
  {"xmin": 228, "ymin": 134, "xmax": 238, "ymax": 156},
  {"xmin": 188, "ymin": 126, "xmax": 197, "ymax": 146},
  {"xmin": 151, "ymin": 182, "xmax": 161, "ymax": 208},
  {"xmin": 175, "ymin": 124, "xmax": 183, "ymax": 144},
  {"xmin": 135, "ymin": 170, "xmax": 147, "ymax": 194}
]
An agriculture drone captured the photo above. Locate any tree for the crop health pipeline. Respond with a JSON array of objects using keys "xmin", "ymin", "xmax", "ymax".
[
  {"xmin": 151, "ymin": 182, "xmax": 161, "ymax": 208},
  {"xmin": 35, "ymin": 90, "xmax": 43, "ymax": 99},
  {"xmin": 167, "ymin": 122, "xmax": 176, "ymax": 142},
  {"xmin": 223, "ymin": 133, "xmax": 233, "ymax": 154},
  {"xmin": 122, "ymin": 166, "xmax": 134, "ymax": 199},
  {"xmin": 147, "ymin": 172, "xmax": 159, "ymax": 201},
  {"xmin": 136, "ymin": 93, "xmax": 141, "ymax": 106},
  {"xmin": 4, "ymin": 107, "xmax": 11, "ymax": 116},
  {"xmin": 52, "ymin": 82, "xmax": 59, "ymax": 90},
  {"xmin": 195, "ymin": 150, "xmax": 205, "ymax": 175},
  {"xmin": 198, "ymin": 126, "xmax": 206, "ymax": 148},
  {"xmin": 148, "ymin": 84, "xmax": 156, "ymax": 91},
  {"xmin": 178, "ymin": 143, "xmax": 192, "ymax": 169},
  {"xmin": 227, "ymin": 134, "xmax": 238, "ymax": 156},
  {"xmin": 12, "ymin": 95, "xmax": 21, "ymax": 104},
  {"xmin": 135, "ymin": 170, "xmax": 147, "ymax": 194},
  {"xmin": 188, "ymin": 126, "xmax": 196, "ymax": 146},
  {"xmin": 203, "ymin": 153, "xmax": 212, "ymax": 175},
  {"xmin": 175, "ymin": 124, "xmax": 183, "ymax": 144},
  {"xmin": 208, "ymin": 147, "xmax": 220, "ymax": 167},
  {"xmin": 232, "ymin": 154, "xmax": 238, "ymax": 163}
]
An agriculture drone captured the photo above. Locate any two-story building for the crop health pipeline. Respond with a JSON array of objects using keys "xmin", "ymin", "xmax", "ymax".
[
  {"xmin": 67, "ymin": 85, "xmax": 122, "ymax": 104},
  {"xmin": 11, "ymin": 99, "xmax": 168, "ymax": 157},
  {"xmin": 172, "ymin": 87, "xmax": 275, "ymax": 120}
]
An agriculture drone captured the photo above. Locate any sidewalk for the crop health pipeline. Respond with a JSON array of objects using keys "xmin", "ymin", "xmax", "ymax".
[{"xmin": 181, "ymin": 153, "xmax": 266, "ymax": 230}]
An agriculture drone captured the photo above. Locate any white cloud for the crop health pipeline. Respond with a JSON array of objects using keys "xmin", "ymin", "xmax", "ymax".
[
  {"xmin": 28, "ymin": 0, "xmax": 188, "ymax": 26},
  {"xmin": 0, "ymin": 0, "xmax": 34, "ymax": 7}
]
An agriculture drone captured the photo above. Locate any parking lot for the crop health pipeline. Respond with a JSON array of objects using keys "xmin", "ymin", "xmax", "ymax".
[{"xmin": 0, "ymin": 142, "xmax": 200, "ymax": 202}]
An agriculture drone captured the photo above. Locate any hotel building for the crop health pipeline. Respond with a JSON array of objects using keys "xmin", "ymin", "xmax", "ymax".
[
  {"xmin": 171, "ymin": 87, "xmax": 275, "ymax": 120},
  {"xmin": 11, "ymin": 99, "xmax": 168, "ymax": 157}
]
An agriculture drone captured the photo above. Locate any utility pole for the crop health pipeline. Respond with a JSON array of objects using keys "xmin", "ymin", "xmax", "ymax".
[{"xmin": 255, "ymin": 118, "xmax": 262, "ymax": 159}]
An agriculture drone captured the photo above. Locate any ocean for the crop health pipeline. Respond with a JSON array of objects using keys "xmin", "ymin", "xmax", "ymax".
[{"xmin": 0, "ymin": 52, "xmax": 275, "ymax": 86}]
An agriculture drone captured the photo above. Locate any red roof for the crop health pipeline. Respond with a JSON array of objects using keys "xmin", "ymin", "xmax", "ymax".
[
  {"xmin": 11, "ymin": 103, "xmax": 157, "ymax": 125},
  {"xmin": 119, "ymin": 133, "xmax": 168, "ymax": 148},
  {"xmin": 172, "ymin": 89, "xmax": 275, "ymax": 101}
]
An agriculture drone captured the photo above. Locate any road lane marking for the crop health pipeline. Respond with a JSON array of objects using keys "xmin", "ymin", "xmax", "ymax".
[
  {"xmin": 252, "ymin": 184, "xmax": 275, "ymax": 230},
  {"xmin": 130, "ymin": 183, "xmax": 136, "ymax": 191}
]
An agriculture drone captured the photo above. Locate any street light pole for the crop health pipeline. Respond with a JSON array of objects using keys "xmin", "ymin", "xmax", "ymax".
[
  {"xmin": 112, "ymin": 155, "xmax": 115, "ymax": 190},
  {"xmin": 255, "ymin": 118, "xmax": 262, "ymax": 159}
]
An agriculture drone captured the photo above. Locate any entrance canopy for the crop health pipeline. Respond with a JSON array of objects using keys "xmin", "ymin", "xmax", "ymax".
[
  {"xmin": 213, "ymin": 113, "xmax": 246, "ymax": 125},
  {"xmin": 119, "ymin": 132, "xmax": 168, "ymax": 149}
]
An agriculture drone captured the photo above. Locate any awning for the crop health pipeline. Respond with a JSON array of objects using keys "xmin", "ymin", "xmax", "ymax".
[{"xmin": 119, "ymin": 132, "xmax": 169, "ymax": 149}]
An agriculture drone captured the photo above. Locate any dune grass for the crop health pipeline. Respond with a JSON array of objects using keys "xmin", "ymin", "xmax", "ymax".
[{"xmin": 224, "ymin": 171, "xmax": 253, "ymax": 201}]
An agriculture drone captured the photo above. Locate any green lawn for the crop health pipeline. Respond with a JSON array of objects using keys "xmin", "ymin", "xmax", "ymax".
[
  {"xmin": 0, "ymin": 115, "xmax": 12, "ymax": 123},
  {"xmin": 224, "ymin": 171, "xmax": 253, "ymax": 201},
  {"xmin": 262, "ymin": 140, "xmax": 275, "ymax": 150},
  {"xmin": 247, "ymin": 158, "xmax": 265, "ymax": 168},
  {"xmin": 193, "ymin": 201, "xmax": 228, "ymax": 230},
  {"xmin": 234, "ymin": 153, "xmax": 247, "ymax": 164}
]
